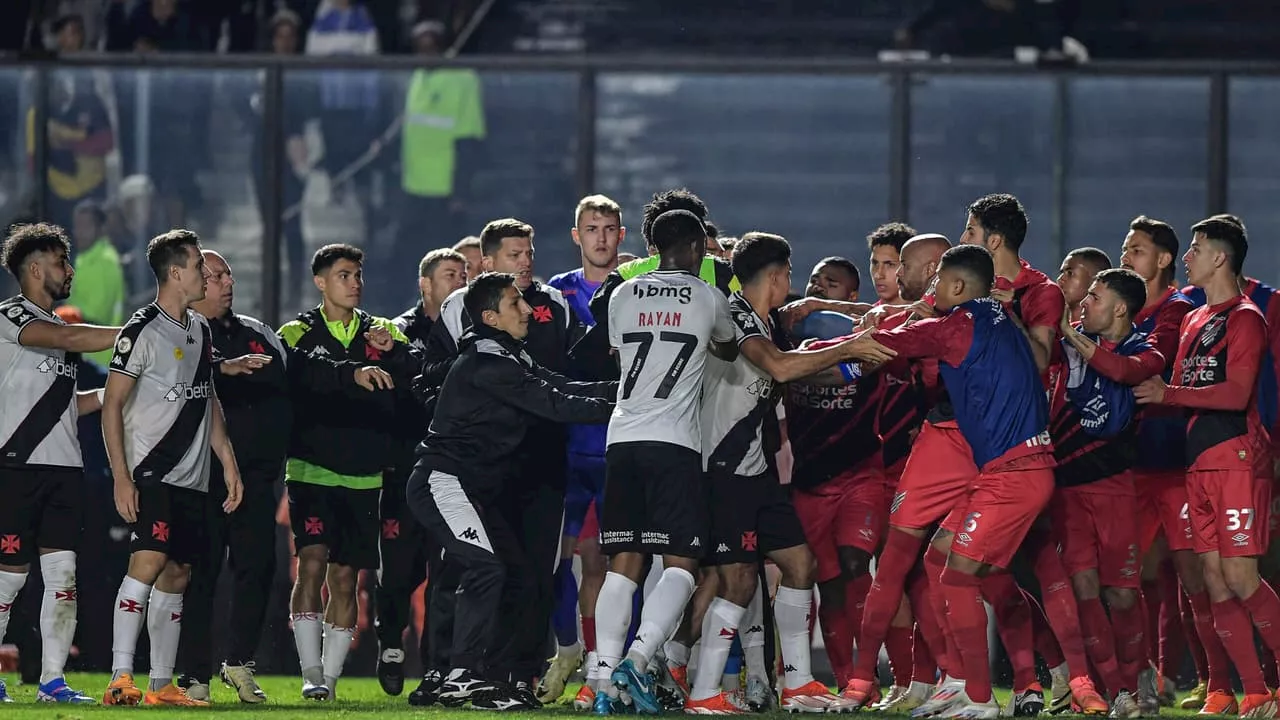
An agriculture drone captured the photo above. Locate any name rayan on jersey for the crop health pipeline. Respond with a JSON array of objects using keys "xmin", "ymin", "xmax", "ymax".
[
  {"xmin": 36, "ymin": 356, "xmax": 77, "ymax": 380},
  {"xmin": 637, "ymin": 311, "xmax": 684, "ymax": 328},
  {"xmin": 164, "ymin": 381, "xmax": 213, "ymax": 402}
]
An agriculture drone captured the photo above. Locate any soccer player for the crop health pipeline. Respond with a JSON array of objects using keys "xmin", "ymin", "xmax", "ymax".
[
  {"xmin": 1052, "ymin": 268, "xmax": 1165, "ymax": 717},
  {"xmin": 0, "ymin": 223, "xmax": 120, "ymax": 704},
  {"xmin": 854, "ymin": 244, "xmax": 1058, "ymax": 719},
  {"xmin": 868, "ymin": 222, "xmax": 912, "ymax": 306},
  {"xmin": 452, "ymin": 236, "xmax": 483, "ymax": 280},
  {"xmin": 542, "ymin": 194, "xmax": 626, "ymax": 705},
  {"xmin": 689, "ymin": 232, "xmax": 891, "ymax": 714},
  {"xmin": 1136, "ymin": 216, "xmax": 1280, "ymax": 718},
  {"xmin": 374, "ymin": 247, "xmax": 466, "ymax": 697},
  {"xmin": 784, "ymin": 255, "xmax": 885, "ymax": 691},
  {"xmin": 427, "ymin": 219, "xmax": 582, "ymax": 705},
  {"xmin": 279, "ymin": 243, "xmax": 415, "ymax": 701},
  {"xmin": 590, "ymin": 209, "xmax": 734, "ymax": 715},
  {"xmin": 1119, "ymin": 216, "xmax": 1209, "ymax": 710},
  {"xmin": 101, "ymin": 230, "xmax": 261, "ymax": 707},
  {"xmin": 1057, "ymin": 247, "xmax": 1112, "ymax": 322},
  {"xmin": 406, "ymin": 272, "xmax": 616, "ymax": 711},
  {"xmin": 175, "ymin": 250, "xmax": 392, "ymax": 704}
]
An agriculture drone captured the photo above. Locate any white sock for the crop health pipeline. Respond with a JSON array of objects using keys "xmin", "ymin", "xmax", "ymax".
[
  {"xmin": 594, "ymin": 572, "xmax": 637, "ymax": 695},
  {"xmin": 775, "ymin": 585, "xmax": 816, "ymax": 689},
  {"xmin": 664, "ymin": 639, "xmax": 691, "ymax": 668},
  {"xmin": 586, "ymin": 649, "xmax": 601, "ymax": 682},
  {"xmin": 741, "ymin": 584, "xmax": 767, "ymax": 683},
  {"xmin": 112, "ymin": 575, "xmax": 151, "ymax": 678},
  {"xmin": 0, "ymin": 569, "xmax": 28, "ymax": 651},
  {"xmin": 291, "ymin": 612, "xmax": 324, "ymax": 684},
  {"xmin": 39, "ymin": 552, "xmax": 77, "ymax": 685},
  {"xmin": 322, "ymin": 623, "xmax": 355, "ymax": 685},
  {"xmin": 690, "ymin": 597, "xmax": 747, "ymax": 701},
  {"xmin": 146, "ymin": 588, "xmax": 183, "ymax": 691},
  {"xmin": 626, "ymin": 567, "xmax": 696, "ymax": 668}
]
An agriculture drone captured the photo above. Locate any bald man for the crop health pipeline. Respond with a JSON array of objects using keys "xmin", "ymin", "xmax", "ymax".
[{"xmin": 176, "ymin": 251, "xmax": 392, "ymax": 704}]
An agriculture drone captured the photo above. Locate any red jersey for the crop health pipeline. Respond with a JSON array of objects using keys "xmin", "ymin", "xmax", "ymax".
[
  {"xmin": 1003, "ymin": 258, "xmax": 1067, "ymax": 389},
  {"xmin": 1165, "ymin": 295, "xmax": 1271, "ymax": 473},
  {"xmin": 875, "ymin": 308, "xmax": 929, "ymax": 467}
]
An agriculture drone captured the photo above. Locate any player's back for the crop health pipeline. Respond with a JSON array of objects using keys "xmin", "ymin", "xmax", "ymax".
[{"xmin": 607, "ymin": 269, "xmax": 734, "ymax": 452}]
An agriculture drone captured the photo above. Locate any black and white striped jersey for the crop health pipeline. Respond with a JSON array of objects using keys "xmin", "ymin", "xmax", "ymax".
[
  {"xmin": 0, "ymin": 295, "xmax": 82, "ymax": 469},
  {"xmin": 111, "ymin": 304, "xmax": 218, "ymax": 492}
]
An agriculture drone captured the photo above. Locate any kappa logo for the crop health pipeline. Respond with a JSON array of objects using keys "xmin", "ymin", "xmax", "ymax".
[
  {"xmin": 186, "ymin": 335, "xmax": 196, "ymax": 345},
  {"xmin": 460, "ymin": 527, "xmax": 480, "ymax": 541},
  {"xmin": 716, "ymin": 543, "xmax": 730, "ymax": 553}
]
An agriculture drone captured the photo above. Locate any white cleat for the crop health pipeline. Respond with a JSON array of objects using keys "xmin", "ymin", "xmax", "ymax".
[
  {"xmin": 1110, "ymin": 690, "xmax": 1140, "ymax": 719},
  {"xmin": 537, "ymin": 643, "xmax": 582, "ymax": 703},
  {"xmin": 745, "ymin": 676, "xmax": 773, "ymax": 712},
  {"xmin": 301, "ymin": 679, "xmax": 330, "ymax": 701},
  {"xmin": 912, "ymin": 680, "xmax": 970, "ymax": 719},
  {"xmin": 780, "ymin": 680, "xmax": 859, "ymax": 714},
  {"xmin": 184, "ymin": 683, "xmax": 211, "ymax": 702},
  {"xmin": 950, "ymin": 698, "xmax": 1003, "ymax": 719}
]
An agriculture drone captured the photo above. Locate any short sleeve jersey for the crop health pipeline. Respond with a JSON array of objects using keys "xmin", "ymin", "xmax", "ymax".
[
  {"xmin": 0, "ymin": 295, "xmax": 82, "ymax": 468},
  {"xmin": 111, "ymin": 304, "xmax": 216, "ymax": 491},
  {"xmin": 701, "ymin": 293, "xmax": 775, "ymax": 476},
  {"xmin": 607, "ymin": 269, "xmax": 735, "ymax": 451}
]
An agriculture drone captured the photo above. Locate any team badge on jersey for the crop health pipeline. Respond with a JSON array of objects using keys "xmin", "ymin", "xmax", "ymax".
[{"xmin": 173, "ymin": 347, "xmax": 184, "ymax": 361}]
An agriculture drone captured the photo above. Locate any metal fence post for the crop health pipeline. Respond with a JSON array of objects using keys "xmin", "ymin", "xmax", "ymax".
[
  {"xmin": 575, "ymin": 67, "xmax": 597, "ymax": 199},
  {"xmin": 261, "ymin": 62, "xmax": 284, "ymax": 327},
  {"xmin": 1207, "ymin": 72, "xmax": 1229, "ymax": 215},
  {"xmin": 888, "ymin": 69, "xmax": 910, "ymax": 222}
]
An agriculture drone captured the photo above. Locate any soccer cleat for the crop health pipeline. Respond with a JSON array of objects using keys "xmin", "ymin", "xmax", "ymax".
[
  {"xmin": 0, "ymin": 678, "xmax": 11, "ymax": 703},
  {"xmin": 595, "ymin": 689, "xmax": 624, "ymax": 715},
  {"xmin": 613, "ymin": 658, "xmax": 662, "ymax": 714},
  {"xmin": 182, "ymin": 681, "xmax": 211, "ymax": 702},
  {"xmin": 438, "ymin": 668, "xmax": 495, "ymax": 707},
  {"xmin": 36, "ymin": 677, "xmax": 96, "ymax": 704},
  {"xmin": 103, "ymin": 673, "xmax": 144, "ymax": 706},
  {"xmin": 781, "ymin": 680, "xmax": 860, "ymax": 713},
  {"xmin": 409, "ymin": 669, "xmax": 444, "ymax": 707},
  {"xmin": 472, "ymin": 681, "xmax": 535, "ymax": 711},
  {"xmin": 1182, "ymin": 682, "xmax": 1209, "ymax": 710},
  {"xmin": 1199, "ymin": 690, "xmax": 1239, "ymax": 716},
  {"xmin": 951, "ymin": 698, "xmax": 1003, "ymax": 719},
  {"xmin": 668, "ymin": 663, "xmax": 691, "ymax": 697},
  {"xmin": 143, "ymin": 682, "xmax": 211, "ymax": 707},
  {"xmin": 911, "ymin": 680, "xmax": 969, "ymax": 718},
  {"xmin": 1157, "ymin": 675, "xmax": 1177, "ymax": 708},
  {"xmin": 873, "ymin": 685, "xmax": 909, "ymax": 711},
  {"xmin": 1048, "ymin": 665, "xmax": 1072, "ymax": 715},
  {"xmin": 685, "ymin": 691, "xmax": 750, "ymax": 714},
  {"xmin": 1239, "ymin": 692, "xmax": 1278, "ymax": 719},
  {"xmin": 378, "ymin": 647, "xmax": 406, "ymax": 696},
  {"xmin": 745, "ymin": 676, "xmax": 774, "ymax": 712},
  {"xmin": 221, "ymin": 662, "xmax": 267, "ymax": 704},
  {"xmin": 538, "ymin": 644, "xmax": 583, "ymax": 703},
  {"xmin": 301, "ymin": 678, "xmax": 331, "ymax": 701},
  {"xmin": 1111, "ymin": 690, "xmax": 1141, "ymax": 718},
  {"xmin": 1010, "ymin": 682, "xmax": 1045, "ymax": 717},
  {"xmin": 513, "ymin": 680, "xmax": 543, "ymax": 708},
  {"xmin": 840, "ymin": 677, "xmax": 880, "ymax": 710},
  {"xmin": 1070, "ymin": 675, "xmax": 1109, "ymax": 716},
  {"xmin": 1137, "ymin": 666, "xmax": 1160, "ymax": 716},
  {"xmin": 575, "ymin": 684, "xmax": 598, "ymax": 710},
  {"xmin": 875, "ymin": 681, "xmax": 933, "ymax": 713}
]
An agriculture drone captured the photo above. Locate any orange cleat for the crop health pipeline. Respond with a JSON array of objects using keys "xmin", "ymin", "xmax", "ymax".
[
  {"xmin": 839, "ymin": 677, "xmax": 880, "ymax": 709},
  {"xmin": 1200, "ymin": 690, "xmax": 1240, "ymax": 716},
  {"xmin": 103, "ymin": 673, "xmax": 143, "ymax": 706},
  {"xmin": 1069, "ymin": 676, "xmax": 1108, "ymax": 716},
  {"xmin": 684, "ymin": 691, "xmax": 748, "ymax": 715},
  {"xmin": 669, "ymin": 664, "xmax": 690, "ymax": 697},
  {"xmin": 143, "ymin": 682, "xmax": 211, "ymax": 707},
  {"xmin": 573, "ymin": 684, "xmax": 597, "ymax": 711},
  {"xmin": 1238, "ymin": 692, "xmax": 1277, "ymax": 719}
]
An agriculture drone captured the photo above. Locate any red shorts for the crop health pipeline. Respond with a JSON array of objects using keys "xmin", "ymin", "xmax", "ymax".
[
  {"xmin": 1134, "ymin": 470, "xmax": 1193, "ymax": 553},
  {"xmin": 1052, "ymin": 475, "xmax": 1141, "ymax": 587},
  {"xmin": 947, "ymin": 453, "xmax": 1055, "ymax": 570},
  {"xmin": 891, "ymin": 422, "xmax": 978, "ymax": 531},
  {"xmin": 885, "ymin": 456, "xmax": 908, "ymax": 492},
  {"xmin": 1187, "ymin": 468, "xmax": 1272, "ymax": 558},
  {"xmin": 578, "ymin": 499, "xmax": 599, "ymax": 546},
  {"xmin": 793, "ymin": 463, "xmax": 888, "ymax": 583}
]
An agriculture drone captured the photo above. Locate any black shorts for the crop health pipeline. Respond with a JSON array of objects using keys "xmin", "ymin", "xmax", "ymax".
[
  {"xmin": 602, "ymin": 441, "xmax": 707, "ymax": 559},
  {"xmin": 0, "ymin": 466, "xmax": 84, "ymax": 564},
  {"xmin": 287, "ymin": 482, "xmax": 381, "ymax": 569},
  {"xmin": 131, "ymin": 483, "xmax": 208, "ymax": 566},
  {"xmin": 705, "ymin": 468, "xmax": 807, "ymax": 566}
]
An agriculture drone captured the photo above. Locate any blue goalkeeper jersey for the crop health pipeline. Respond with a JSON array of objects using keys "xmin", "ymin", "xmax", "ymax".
[{"xmin": 549, "ymin": 268, "xmax": 607, "ymax": 457}]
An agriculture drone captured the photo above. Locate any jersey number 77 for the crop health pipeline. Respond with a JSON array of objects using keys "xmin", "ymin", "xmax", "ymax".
[{"xmin": 621, "ymin": 331, "xmax": 698, "ymax": 400}]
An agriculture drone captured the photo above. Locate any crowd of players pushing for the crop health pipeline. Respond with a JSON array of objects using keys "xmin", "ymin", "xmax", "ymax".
[{"xmin": 0, "ymin": 188, "xmax": 1276, "ymax": 719}]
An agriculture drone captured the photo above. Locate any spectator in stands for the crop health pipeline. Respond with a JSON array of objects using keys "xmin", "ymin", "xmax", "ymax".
[
  {"xmin": 105, "ymin": 0, "xmax": 207, "ymax": 52},
  {"xmin": 25, "ymin": 71, "xmax": 113, "ymax": 228},
  {"xmin": 392, "ymin": 20, "xmax": 484, "ymax": 301},
  {"xmin": 25, "ymin": 2, "xmax": 104, "ymax": 51},
  {"xmin": 65, "ymin": 200, "xmax": 125, "ymax": 365},
  {"xmin": 106, "ymin": 174, "xmax": 166, "ymax": 305}
]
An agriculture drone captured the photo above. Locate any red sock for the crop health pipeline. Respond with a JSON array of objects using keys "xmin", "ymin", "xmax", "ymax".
[
  {"xmin": 1033, "ymin": 540, "xmax": 1090, "ymax": 680},
  {"xmin": 847, "ymin": 572, "xmax": 873, "ymax": 635},
  {"xmin": 819, "ymin": 591, "xmax": 854, "ymax": 688},
  {"xmin": 980, "ymin": 573, "xmax": 1036, "ymax": 691},
  {"xmin": 1187, "ymin": 591, "xmax": 1233, "ymax": 692},
  {"xmin": 941, "ymin": 567, "xmax": 992, "ymax": 704},
  {"xmin": 1111, "ymin": 599, "xmax": 1148, "ymax": 693},
  {"xmin": 1024, "ymin": 590, "xmax": 1065, "ymax": 668},
  {"xmin": 1211, "ymin": 598, "xmax": 1267, "ymax": 695},
  {"xmin": 1158, "ymin": 567, "xmax": 1188, "ymax": 680},
  {"xmin": 911, "ymin": 563, "xmax": 952, "ymax": 676},
  {"xmin": 886, "ymin": 624, "xmax": 915, "ymax": 686},
  {"xmin": 1077, "ymin": 596, "xmax": 1125, "ymax": 694},
  {"xmin": 1142, "ymin": 578, "xmax": 1161, "ymax": 666},
  {"xmin": 853, "ymin": 529, "xmax": 923, "ymax": 680},
  {"xmin": 912, "ymin": 626, "xmax": 938, "ymax": 684},
  {"xmin": 1242, "ymin": 581, "xmax": 1280, "ymax": 672},
  {"xmin": 582, "ymin": 617, "xmax": 597, "ymax": 653},
  {"xmin": 926, "ymin": 545, "xmax": 962, "ymax": 676}
]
